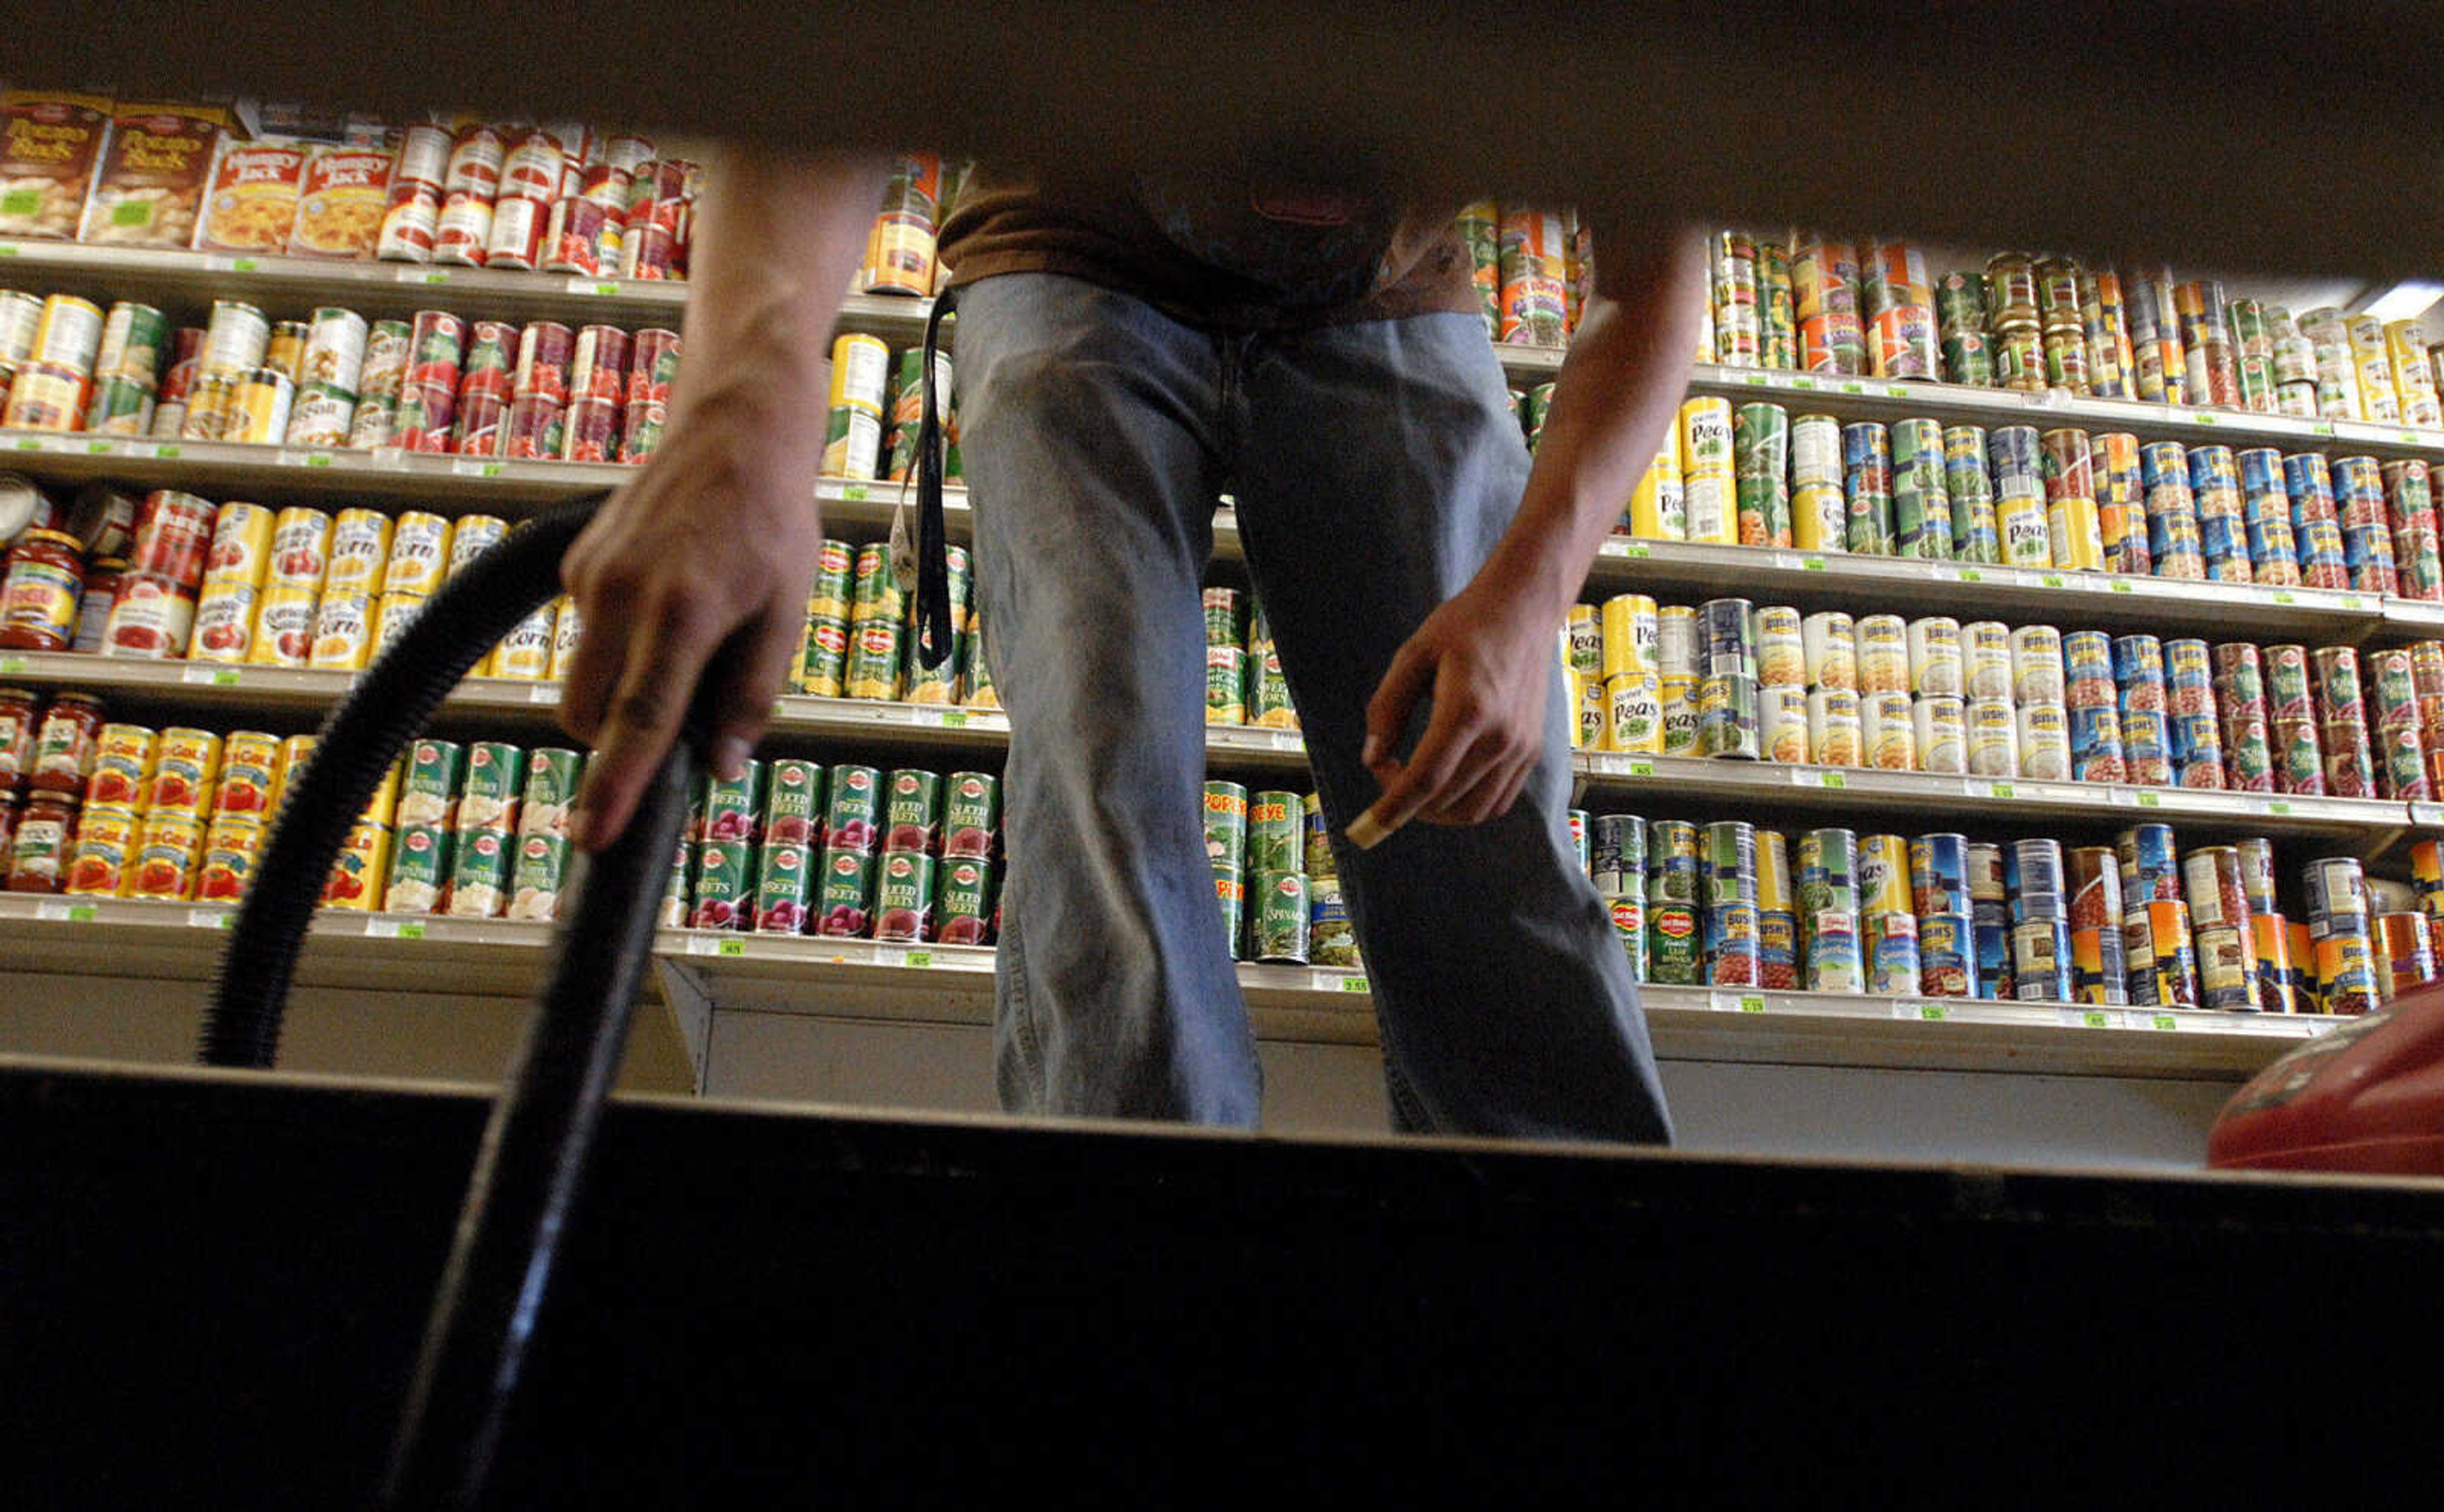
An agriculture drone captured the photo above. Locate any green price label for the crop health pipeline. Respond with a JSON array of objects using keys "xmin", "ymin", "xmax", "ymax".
[
  {"xmin": 907, "ymin": 949, "xmax": 934, "ymax": 967},
  {"xmin": 420, "ymin": 270, "xmax": 451, "ymax": 284},
  {"xmin": 0, "ymin": 188, "xmax": 40, "ymax": 217},
  {"xmin": 2109, "ymin": 580, "xmax": 2133, "ymax": 594},
  {"xmin": 1627, "ymin": 759, "xmax": 1655, "ymax": 778},
  {"xmin": 0, "ymin": 240, "xmax": 19, "ymax": 255},
  {"xmin": 2313, "ymin": 424, "xmax": 2335, "ymax": 437},
  {"xmin": 69, "ymin": 904, "xmax": 97, "ymax": 922},
  {"xmin": 1916, "ymin": 1004, "xmax": 1948, "ymax": 1021},
  {"xmin": 0, "ymin": 656, "xmax": 25, "ymax": 674},
  {"xmin": 1739, "ymin": 995, "xmax": 1766, "ymax": 1014},
  {"xmin": 86, "ymin": 439, "xmax": 111, "ymax": 454},
  {"xmin": 2193, "ymin": 412, "xmax": 2217, "ymax": 426},
  {"xmin": 2040, "ymin": 573, "xmax": 2066, "ymax": 588},
  {"xmin": 211, "ymin": 669, "xmax": 239, "ymax": 687},
  {"xmin": 1340, "ymin": 976, "xmax": 1372, "ymax": 993},
  {"xmin": 13, "ymin": 438, "xmax": 38, "ymax": 451},
  {"xmin": 2401, "ymin": 431, "xmax": 2419, "ymax": 445},
  {"xmin": 2082, "ymin": 1011, "xmax": 2112, "ymax": 1028},
  {"xmin": 1839, "ymin": 382, "xmax": 1864, "ymax": 395},
  {"xmin": 2147, "ymin": 1014, "xmax": 2177, "ymax": 1031},
  {"xmin": 2271, "ymin": 591, "xmax": 2297, "ymax": 605},
  {"xmin": 2137, "ymin": 792, "xmax": 2161, "ymax": 808},
  {"xmin": 1801, "ymin": 556, "xmax": 1827, "ymax": 572},
  {"xmin": 590, "ymin": 281, "xmax": 619, "ymax": 295},
  {"xmin": 232, "ymin": 257, "xmax": 258, "ymax": 272},
  {"xmin": 941, "ymin": 710, "xmax": 968, "ymax": 728},
  {"xmin": 1622, "ymin": 543, "xmax": 1651, "ymax": 559},
  {"xmin": 840, "ymin": 484, "xmax": 868, "ymax": 501},
  {"xmin": 111, "ymin": 199, "xmax": 151, "ymax": 228},
  {"xmin": 1791, "ymin": 377, "xmax": 1817, "ymax": 391},
  {"xmin": 306, "ymin": 453, "xmax": 332, "ymax": 468},
  {"xmin": 1885, "ymin": 385, "xmax": 1908, "ymax": 398},
  {"xmin": 717, "ymin": 938, "xmax": 744, "ymax": 956},
  {"xmin": 2267, "ymin": 801, "xmax": 2293, "ymax": 815},
  {"xmin": 1743, "ymin": 374, "xmax": 1769, "ymax": 386},
  {"xmin": 399, "ymin": 921, "xmax": 426, "ymax": 940},
  {"xmin": 2342, "ymin": 596, "xmax": 2366, "ymax": 610},
  {"xmin": 1819, "ymin": 771, "xmax": 1846, "ymax": 789},
  {"xmin": 480, "ymin": 463, "xmax": 501, "ymax": 477},
  {"xmin": 1957, "ymin": 568, "xmax": 1983, "ymax": 583},
  {"xmin": 1990, "ymin": 783, "xmax": 2016, "ymax": 798},
  {"xmin": 154, "ymin": 444, "xmax": 180, "ymax": 459}
]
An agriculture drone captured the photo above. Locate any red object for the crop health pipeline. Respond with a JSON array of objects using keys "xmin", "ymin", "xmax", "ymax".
[{"xmin": 2209, "ymin": 979, "xmax": 2444, "ymax": 1174}]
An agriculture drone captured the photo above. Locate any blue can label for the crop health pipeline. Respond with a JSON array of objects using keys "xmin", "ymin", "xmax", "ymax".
[
  {"xmin": 1918, "ymin": 911, "xmax": 1973, "ymax": 996},
  {"xmin": 2011, "ymin": 918, "xmax": 2073, "ymax": 1001},
  {"xmin": 1974, "ymin": 917, "xmax": 2012, "ymax": 999}
]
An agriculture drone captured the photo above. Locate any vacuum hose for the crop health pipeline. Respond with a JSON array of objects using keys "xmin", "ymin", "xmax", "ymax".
[{"xmin": 198, "ymin": 493, "xmax": 704, "ymax": 1508}]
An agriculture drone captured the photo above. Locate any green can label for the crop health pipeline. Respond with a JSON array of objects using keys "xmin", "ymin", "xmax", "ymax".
[
  {"xmin": 763, "ymin": 760, "xmax": 825, "ymax": 846},
  {"xmin": 810, "ymin": 538, "xmax": 857, "ymax": 618},
  {"xmin": 935, "ymin": 856, "xmax": 995, "ymax": 945},
  {"xmin": 1203, "ymin": 781, "xmax": 1248, "ymax": 869},
  {"xmin": 1648, "ymin": 904, "xmax": 1702, "ymax": 984},
  {"xmin": 520, "ymin": 748, "xmax": 583, "ymax": 837},
  {"xmin": 800, "ymin": 615, "xmax": 850, "ymax": 696},
  {"xmin": 752, "ymin": 841, "xmax": 814, "ymax": 933},
  {"xmin": 508, "ymin": 832, "xmax": 571, "ymax": 920},
  {"xmin": 384, "ymin": 823, "xmax": 453, "ymax": 914},
  {"xmin": 396, "ymin": 737, "xmax": 463, "ymax": 824},
  {"xmin": 689, "ymin": 839, "xmax": 754, "ymax": 930},
  {"xmin": 852, "ymin": 542, "xmax": 899, "ymax": 612},
  {"xmin": 815, "ymin": 846, "xmax": 878, "ymax": 936},
  {"xmin": 460, "ymin": 740, "xmax": 524, "ymax": 811},
  {"xmin": 1247, "ymin": 790, "xmax": 1302, "ymax": 874},
  {"xmin": 1310, "ymin": 878, "xmax": 1360, "ymax": 967},
  {"xmin": 825, "ymin": 765, "xmax": 882, "ymax": 852},
  {"xmin": 874, "ymin": 851, "xmax": 936, "ymax": 942},
  {"xmin": 1205, "ymin": 644, "xmax": 1246, "ymax": 722},
  {"xmin": 1201, "ymin": 587, "xmax": 1242, "ymax": 648},
  {"xmin": 1252, "ymin": 870, "xmax": 1311, "ymax": 963},
  {"xmin": 698, "ymin": 760, "xmax": 764, "ymax": 845},
  {"xmin": 942, "ymin": 772, "xmax": 1000, "ymax": 858},
  {"xmin": 1213, "ymin": 868, "xmax": 1247, "ymax": 960},
  {"xmin": 446, "ymin": 827, "xmax": 512, "ymax": 916},
  {"xmin": 883, "ymin": 768, "xmax": 943, "ymax": 853}
]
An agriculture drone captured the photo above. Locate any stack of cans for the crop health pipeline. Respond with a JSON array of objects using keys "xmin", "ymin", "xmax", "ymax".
[
  {"xmin": 747, "ymin": 759, "xmax": 824, "ymax": 934},
  {"xmin": 2333, "ymin": 456, "xmax": 2401, "ymax": 596},
  {"xmin": 2063, "ymin": 631, "xmax": 2126, "ymax": 783},
  {"xmin": 2065, "ymin": 845, "xmax": 2128, "ymax": 1005},
  {"xmin": 1694, "ymin": 598, "xmax": 1760, "ymax": 760},
  {"xmin": 99, "ymin": 489, "xmax": 213, "ymax": 661},
  {"xmin": 844, "ymin": 543, "xmax": 907, "ymax": 703},
  {"xmin": 2270, "ymin": 458, "xmax": 2342, "ymax": 594},
  {"xmin": 2089, "ymin": 431, "xmax": 2150, "ymax": 575},
  {"xmin": 2114, "ymin": 634, "xmax": 2174, "ymax": 787},
  {"xmin": 81, "ymin": 300, "xmax": 168, "ymax": 437},
  {"xmin": 821, "ymin": 333, "xmax": 890, "ymax": 482},
  {"xmin": 2227, "ymin": 298, "xmax": 2277, "ymax": 412},
  {"xmin": 560, "ymin": 323, "xmax": 631, "ymax": 464},
  {"xmin": 807, "ymin": 764, "xmax": 885, "ymax": 938},
  {"xmin": 1205, "ymin": 780, "xmax": 1249, "ymax": 957},
  {"xmin": 2294, "ymin": 308, "xmax": 2366, "ymax": 421},
  {"xmin": 2382, "ymin": 460, "xmax": 2444, "ymax": 603},
  {"xmin": 542, "ymin": 137, "xmax": 656, "ymax": 279},
  {"xmin": 1732, "ymin": 403, "xmax": 1792, "ymax": 547},
  {"xmin": 1678, "ymin": 398, "xmax": 1736, "ymax": 545},
  {"xmin": 1841, "ymin": 420, "xmax": 1893, "ymax": 555},
  {"xmin": 1989, "ymin": 426, "xmax": 2052, "ymax": 570},
  {"xmin": 621, "ymin": 328, "xmax": 680, "ymax": 465},
  {"xmin": 2078, "ymin": 270, "xmax": 2137, "ymax": 400},
  {"xmin": 389, "ymin": 309, "xmax": 465, "ymax": 453},
  {"xmin": 617, "ymin": 158, "xmax": 700, "ymax": 283},
  {"xmin": 2033, "ymin": 256, "xmax": 2091, "ymax": 395},
  {"xmin": 2310, "ymin": 647, "xmax": 2379, "ymax": 798},
  {"xmin": 1912, "ymin": 834, "xmax": 1973, "ymax": 996},
  {"xmin": 1889, "ymin": 418, "xmax": 1952, "ymax": 559},
  {"xmin": 1943, "ymin": 424, "xmax": 2002, "ymax": 564},
  {"xmin": 2138, "ymin": 441, "xmax": 2207, "ymax": 580},
  {"xmin": 2262, "ymin": 305, "xmax": 2322, "ymax": 417},
  {"xmin": 2364, "ymin": 647, "xmax": 2430, "ymax": 800},
  {"xmin": 1709, "ymin": 232, "xmax": 1761, "ymax": 368},
  {"xmin": 2124, "ymin": 264, "xmax": 2188, "ymax": 404},
  {"xmin": 1796, "ymin": 827, "xmax": 1862, "ymax": 993},
  {"xmin": 1242, "ymin": 789, "xmax": 1312, "ymax": 964},
  {"xmin": 884, "ymin": 349, "xmax": 959, "ymax": 484},
  {"xmin": 2235, "ymin": 449, "xmax": 2303, "ymax": 587},
  {"xmin": 2410, "ymin": 838, "xmax": 2444, "ymax": 976},
  {"xmin": 500, "ymin": 320, "xmax": 575, "ymax": 460},
  {"xmin": 1967, "ymin": 841, "xmax": 2012, "ymax": 998},
  {"xmin": 2384, "ymin": 318, "xmax": 2444, "ymax": 428},
  {"xmin": 1802, "ymin": 610, "xmax": 1862, "ymax": 767},
  {"xmin": 1858, "ymin": 240, "xmax": 1936, "ymax": 380},
  {"xmin": 2009, "ymin": 624, "xmax": 2070, "ymax": 780},
  {"xmin": 2174, "ymin": 281, "xmax": 2242, "ymax": 408},
  {"xmin": 1308, "ymin": 793, "xmax": 1359, "ymax": 968},
  {"xmin": 1934, "ymin": 270, "xmax": 1991, "ymax": 386},
  {"xmin": 1, "ymin": 293, "xmax": 103, "ymax": 432},
  {"xmin": 1788, "ymin": 233, "xmax": 1865, "ymax": 375},
  {"xmin": 2303, "ymin": 855, "xmax": 2382, "ymax": 1016},
  {"xmin": 1204, "ymin": 589, "xmax": 1248, "ymax": 727},
  {"xmin": 2004, "ymin": 837, "xmax": 2073, "ymax": 1002},
  {"xmin": 2182, "ymin": 844, "xmax": 2262, "ymax": 1010},
  {"xmin": 2163, "ymin": 638, "xmax": 2227, "ymax": 789},
  {"xmin": 452, "ymin": 318, "xmax": 523, "ymax": 456},
  {"xmin": 1983, "ymin": 253, "xmax": 2045, "ymax": 393},
  {"xmin": 2416, "ymin": 643, "xmax": 2444, "ymax": 791},
  {"xmin": 1756, "ymin": 242, "xmax": 1797, "ymax": 373},
  {"xmin": 1497, "ymin": 208, "xmax": 1569, "ymax": 347},
  {"xmin": 1857, "ymin": 832, "xmax": 1920, "ymax": 994},
  {"xmin": 279, "ymin": 307, "xmax": 369, "ymax": 449},
  {"xmin": 2037, "ymin": 428, "xmax": 2103, "ymax": 572},
  {"xmin": 2119, "ymin": 823, "xmax": 2199, "ymax": 1008},
  {"xmin": 1700, "ymin": 820, "xmax": 1761, "ymax": 986},
  {"xmin": 2186, "ymin": 445, "xmax": 2251, "ymax": 584},
  {"xmin": 2212, "ymin": 643, "xmax": 2276, "ymax": 792},
  {"xmin": 1646, "ymin": 820, "xmax": 1703, "ymax": 984}
]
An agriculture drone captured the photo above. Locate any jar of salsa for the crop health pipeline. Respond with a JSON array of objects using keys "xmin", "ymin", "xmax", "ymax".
[
  {"xmin": 0, "ymin": 528, "xmax": 85, "ymax": 651},
  {"xmin": 28, "ymin": 690, "xmax": 105, "ymax": 797},
  {"xmin": 5, "ymin": 793, "xmax": 74, "ymax": 892},
  {"xmin": 0, "ymin": 685, "xmax": 38, "ymax": 790}
]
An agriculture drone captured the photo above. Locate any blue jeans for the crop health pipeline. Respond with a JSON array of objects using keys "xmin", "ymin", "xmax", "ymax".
[{"xmin": 955, "ymin": 273, "xmax": 1671, "ymax": 1143}]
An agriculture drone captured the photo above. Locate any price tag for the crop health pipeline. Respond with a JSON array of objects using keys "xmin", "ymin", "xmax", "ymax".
[
  {"xmin": 2265, "ymin": 800, "xmax": 2293, "ymax": 816},
  {"xmin": 86, "ymin": 438, "xmax": 113, "ymax": 455},
  {"xmin": 2312, "ymin": 423, "xmax": 2336, "ymax": 437},
  {"xmin": 2061, "ymin": 1007, "xmax": 2118, "ymax": 1028},
  {"xmin": 717, "ymin": 937, "xmax": 744, "ymax": 957},
  {"xmin": 1742, "ymin": 374, "xmax": 1770, "ymax": 387},
  {"xmin": 1839, "ymin": 381, "xmax": 1864, "ymax": 395},
  {"xmin": 1340, "ymin": 974, "xmax": 1372, "ymax": 993},
  {"xmin": 364, "ymin": 919, "xmax": 427, "ymax": 939},
  {"xmin": 1620, "ymin": 543, "xmax": 1651, "ymax": 559},
  {"xmin": 1988, "ymin": 782, "xmax": 2015, "ymax": 799},
  {"xmin": 1790, "ymin": 376, "xmax": 1818, "ymax": 391},
  {"xmin": 188, "ymin": 908, "xmax": 233, "ymax": 930},
  {"xmin": 448, "ymin": 459, "xmax": 504, "ymax": 478},
  {"xmin": 1627, "ymin": 758, "xmax": 1655, "ymax": 778},
  {"xmin": 2136, "ymin": 791, "xmax": 2161, "ymax": 808},
  {"xmin": 2341, "ymin": 595, "xmax": 2367, "ymax": 611},
  {"xmin": 528, "ymin": 683, "xmax": 558, "ymax": 703},
  {"xmin": 2401, "ymin": 431, "xmax": 2420, "ymax": 445},
  {"xmin": 2040, "ymin": 573, "xmax": 2067, "ymax": 589},
  {"xmin": 838, "ymin": 484, "xmax": 869, "ymax": 501},
  {"xmin": 416, "ymin": 270, "xmax": 453, "ymax": 284},
  {"xmin": 232, "ymin": 257, "xmax": 259, "ymax": 272},
  {"xmin": 2138, "ymin": 1012, "xmax": 2179, "ymax": 1032},
  {"xmin": 2270, "ymin": 591, "xmax": 2297, "ymax": 605},
  {"xmin": 35, "ymin": 900, "xmax": 95, "ymax": 921},
  {"xmin": 2192, "ymin": 412, "xmax": 2218, "ymax": 426},
  {"xmin": 153, "ymin": 444, "xmax": 181, "ymax": 459},
  {"xmin": 14, "ymin": 437, "xmax": 39, "ymax": 451},
  {"xmin": 1801, "ymin": 556, "xmax": 1827, "ymax": 572},
  {"xmin": 1955, "ymin": 568, "xmax": 1983, "ymax": 583},
  {"xmin": 305, "ymin": 452, "xmax": 333, "ymax": 468},
  {"xmin": 0, "ymin": 242, "xmax": 17, "ymax": 256},
  {"xmin": 565, "ymin": 278, "xmax": 622, "ymax": 296},
  {"xmin": 903, "ymin": 949, "xmax": 934, "ymax": 968},
  {"xmin": 940, "ymin": 709, "xmax": 968, "ymax": 729},
  {"xmin": 0, "ymin": 656, "xmax": 24, "ymax": 674},
  {"xmin": 1809, "ymin": 769, "xmax": 1846, "ymax": 789},
  {"xmin": 2109, "ymin": 580, "xmax": 2134, "ymax": 594},
  {"xmin": 1885, "ymin": 384, "xmax": 1909, "ymax": 398},
  {"xmin": 179, "ymin": 665, "xmax": 240, "ymax": 685},
  {"xmin": 1736, "ymin": 993, "xmax": 1766, "ymax": 1014},
  {"xmin": 1897, "ymin": 1002, "xmax": 1949, "ymax": 1021}
]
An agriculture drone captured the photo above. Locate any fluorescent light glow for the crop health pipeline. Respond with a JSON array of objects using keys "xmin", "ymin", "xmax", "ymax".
[{"xmin": 2359, "ymin": 280, "xmax": 2444, "ymax": 323}]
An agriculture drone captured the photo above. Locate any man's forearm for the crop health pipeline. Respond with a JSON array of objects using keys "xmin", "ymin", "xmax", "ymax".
[
  {"xmin": 671, "ymin": 145, "xmax": 894, "ymax": 434},
  {"xmin": 1474, "ymin": 223, "xmax": 1707, "ymax": 626}
]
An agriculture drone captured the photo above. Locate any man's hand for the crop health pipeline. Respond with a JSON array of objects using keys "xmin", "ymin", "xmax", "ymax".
[
  {"xmin": 1348, "ymin": 584, "xmax": 1556, "ymax": 848},
  {"xmin": 559, "ymin": 388, "xmax": 822, "ymax": 851}
]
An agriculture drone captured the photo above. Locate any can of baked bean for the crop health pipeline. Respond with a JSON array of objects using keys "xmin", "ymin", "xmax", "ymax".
[
  {"xmin": 1806, "ymin": 687, "xmax": 1863, "ymax": 766},
  {"xmin": 1801, "ymin": 610, "xmax": 1856, "ymax": 692}
]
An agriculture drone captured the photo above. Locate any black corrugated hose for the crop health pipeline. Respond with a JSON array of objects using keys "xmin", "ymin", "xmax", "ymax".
[{"xmin": 197, "ymin": 493, "xmax": 704, "ymax": 1508}]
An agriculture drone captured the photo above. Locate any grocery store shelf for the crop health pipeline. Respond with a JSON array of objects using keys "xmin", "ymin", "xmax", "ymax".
[
  {"xmin": 0, "ymin": 426, "xmax": 629, "ymax": 509},
  {"xmin": 0, "ymin": 239, "xmax": 943, "ymax": 348},
  {"xmin": 1590, "ymin": 536, "xmax": 2386, "ymax": 641},
  {"xmin": 1576, "ymin": 749, "xmax": 2417, "ymax": 852},
  {"xmin": 1682, "ymin": 363, "xmax": 2444, "ymax": 462}
]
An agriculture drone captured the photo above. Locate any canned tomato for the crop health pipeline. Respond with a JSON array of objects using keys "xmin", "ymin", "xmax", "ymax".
[
  {"xmin": 60, "ymin": 804, "xmax": 137, "ymax": 898},
  {"xmin": 99, "ymin": 572, "xmax": 195, "ymax": 659},
  {"xmin": 206, "ymin": 731, "xmax": 279, "ymax": 822},
  {"xmin": 119, "ymin": 809, "xmax": 206, "ymax": 902},
  {"xmin": 127, "ymin": 489, "xmax": 217, "ymax": 590},
  {"xmin": 189, "ymin": 813, "xmax": 263, "ymax": 904}
]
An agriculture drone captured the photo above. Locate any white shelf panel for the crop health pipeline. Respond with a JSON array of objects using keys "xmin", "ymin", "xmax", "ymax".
[
  {"xmin": 1575, "ymin": 750, "xmax": 2413, "ymax": 848},
  {"xmin": 1591, "ymin": 536, "xmax": 2384, "ymax": 641}
]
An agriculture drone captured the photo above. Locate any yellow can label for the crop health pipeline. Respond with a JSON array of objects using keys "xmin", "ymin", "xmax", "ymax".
[
  {"xmin": 189, "ymin": 577, "xmax": 261, "ymax": 662},
  {"xmin": 383, "ymin": 512, "xmax": 453, "ymax": 596},
  {"xmin": 307, "ymin": 590, "xmax": 373, "ymax": 670},
  {"xmin": 85, "ymin": 724, "xmax": 157, "ymax": 808},
  {"xmin": 321, "ymin": 820, "xmax": 388, "ymax": 910},
  {"xmin": 444, "ymin": 515, "xmax": 507, "ymax": 581},
  {"xmin": 1627, "ymin": 445, "xmax": 1684, "ymax": 540},
  {"xmin": 1599, "ymin": 594, "xmax": 1657, "ymax": 680},
  {"xmin": 246, "ymin": 583, "xmax": 319, "ymax": 666},
  {"xmin": 324, "ymin": 508, "xmax": 393, "ymax": 595},
  {"xmin": 146, "ymin": 727, "xmax": 223, "ymax": 814},
  {"xmin": 128, "ymin": 809, "xmax": 207, "ymax": 900}
]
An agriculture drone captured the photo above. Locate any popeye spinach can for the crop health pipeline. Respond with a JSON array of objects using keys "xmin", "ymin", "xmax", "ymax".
[
  {"xmin": 1204, "ymin": 781, "xmax": 1248, "ymax": 871},
  {"xmin": 1251, "ymin": 870, "xmax": 1312, "ymax": 963},
  {"xmin": 1247, "ymin": 790, "xmax": 1302, "ymax": 874}
]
